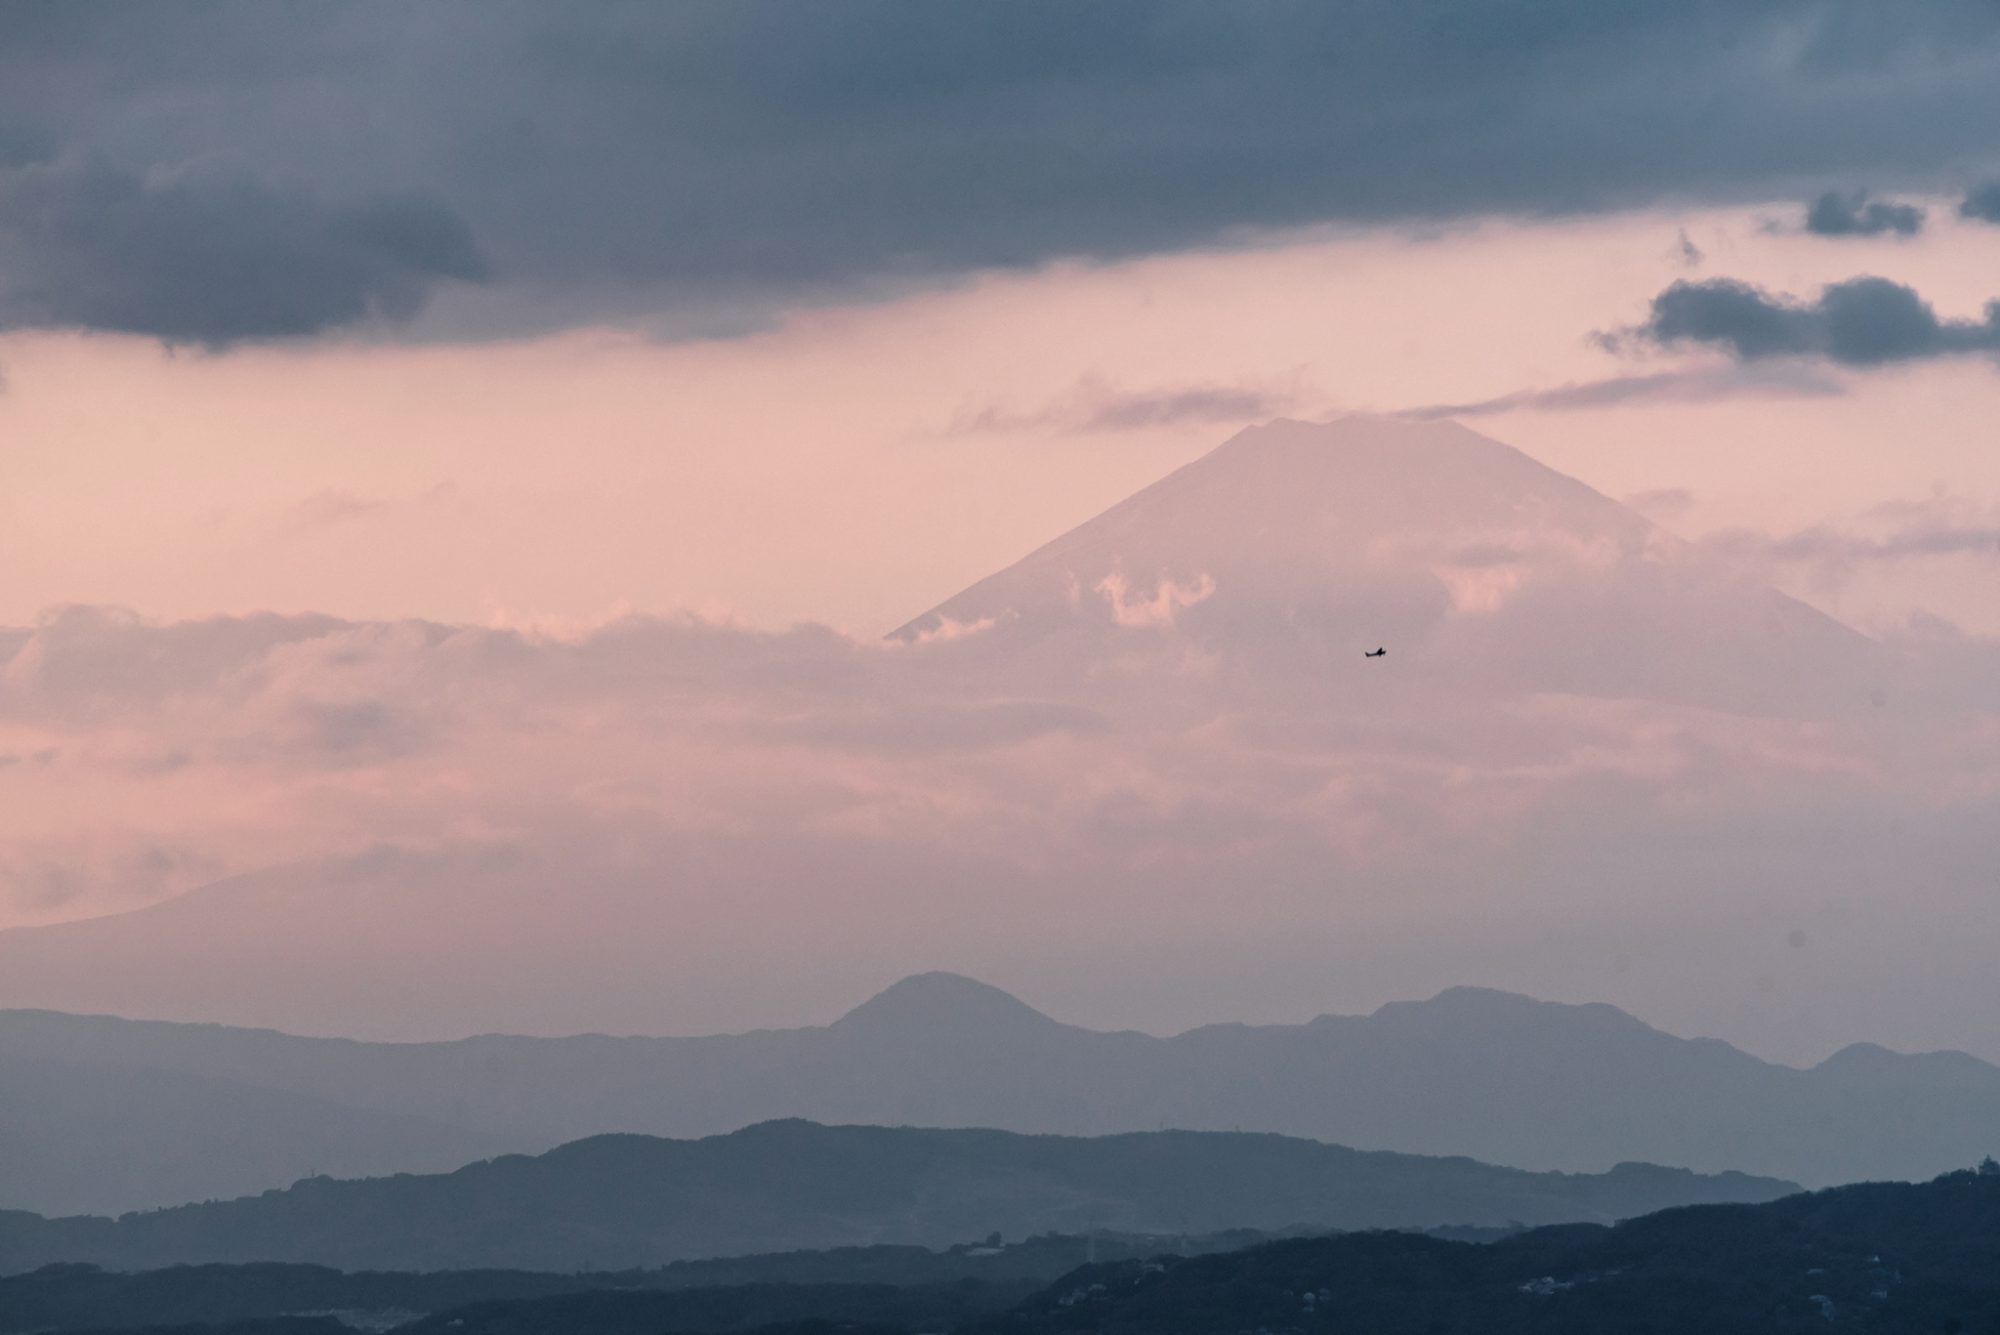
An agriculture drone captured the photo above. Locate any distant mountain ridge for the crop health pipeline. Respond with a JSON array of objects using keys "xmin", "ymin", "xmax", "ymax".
[
  {"xmin": 0, "ymin": 1120, "xmax": 1794, "ymax": 1275},
  {"xmin": 4, "ymin": 973, "xmax": 1998, "ymax": 1217}
]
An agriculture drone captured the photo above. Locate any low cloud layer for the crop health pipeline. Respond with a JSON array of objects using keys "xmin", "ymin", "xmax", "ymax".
[
  {"xmin": 1624, "ymin": 276, "xmax": 2000, "ymax": 366},
  {"xmin": 4, "ymin": 520, "xmax": 1998, "ymax": 1055},
  {"xmin": 5, "ymin": 4, "xmax": 2000, "ymax": 342},
  {"xmin": 1802, "ymin": 190, "xmax": 1926, "ymax": 237}
]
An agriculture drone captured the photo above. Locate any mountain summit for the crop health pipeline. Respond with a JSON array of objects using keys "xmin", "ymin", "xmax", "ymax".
[
  {"xmin": 897, "ymin": 414, "xmax": 1874, "ymax": 713},
  {"xmin": 834, "ymin": 971, "xmax": 1063, "ymax": 1036}
]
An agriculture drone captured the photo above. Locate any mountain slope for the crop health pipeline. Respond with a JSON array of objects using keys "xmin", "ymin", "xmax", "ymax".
[
  {"xmin": 4, "ymin": 975, "xmax": 1998, "ymax": 1216},
  {"xmin": 0, "ymin": 1121, "xmax": 1794, "ymax": 1274}
]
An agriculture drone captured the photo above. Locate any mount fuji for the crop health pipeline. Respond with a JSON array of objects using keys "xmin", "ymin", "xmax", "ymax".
[{"xmin": 897, "ymin": 414, "xmax": 1877, "ymax": 714}]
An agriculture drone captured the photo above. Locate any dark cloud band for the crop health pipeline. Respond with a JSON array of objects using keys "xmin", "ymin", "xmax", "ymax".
[
  {"xmin": 0, "ymin": 160, "xmax": 488, "ymax": 347},
  {"xmin": 4, "ymin": 2, "xmax": 2000, "ymax": 343}
]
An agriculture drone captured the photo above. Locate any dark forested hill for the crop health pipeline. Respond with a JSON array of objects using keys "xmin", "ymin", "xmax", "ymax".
[
  {"xmin": 0, "ymin": 1121, "xmax": 1791, "ymax": 1274},
  {"xmin": 0, "ymin": 1230, "xmax": 1320, "ymax": 1334},
  {"xmin": 971, "ymin": 1168, "xmax": 2000, "ymax": 1335},
  {"xmin": 13, "ymin": 1168, "xmax": 2000, "ymax": 1335}
]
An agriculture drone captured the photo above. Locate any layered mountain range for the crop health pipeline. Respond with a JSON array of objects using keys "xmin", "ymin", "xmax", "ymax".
[
  {"xmin": 6, "ymin": 973, "xmax": 1997, "ymax": 1217},
  {"xmin": 0, "ymin": 1118, "xmax": 1794, "ymax": 1274}
]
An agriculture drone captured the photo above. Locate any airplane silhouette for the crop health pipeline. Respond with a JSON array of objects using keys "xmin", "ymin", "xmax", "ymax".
[{"xmin": 1364, "ymin": 647, "xmax": 1387, "ymax": 658}]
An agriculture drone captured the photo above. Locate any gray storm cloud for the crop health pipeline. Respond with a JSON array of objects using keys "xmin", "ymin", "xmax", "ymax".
[
  {"xmin": 1961, "ymin": 182, "xmax": 2000, "ymax": 223},
  {"xmin": 0, "ymin": 159, "xmax": 488, "ymax": 346},
  {"xmin": 4, "ymin": 2, "xmax": 2000, "ymax": 342},
  {"xmin": 1628, "ymin": 276, "xmax": 2000, "ymax": 366},
  {"xmin": 1801, "ymin": 190, "xmax": 1926, "ymax": 237}
]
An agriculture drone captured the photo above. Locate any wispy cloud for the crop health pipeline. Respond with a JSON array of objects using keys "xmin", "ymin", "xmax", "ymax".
[
  {"xmin": 949, "ymin": 375, "xmax": 1312, "ymax": 436},
  {"xmin": 1701, "ymin": 491, "xmax": 2000, "ymax": 589},
  {"xmin": 289, "ymin": 489, "xmax": 391, "ymax": 531},
  {"xmin": 1400, "ymin": 364, "xmax": 1843, "ymax": 420},
  {"xmin": 1623, "ymin": 488, "xmax": 1696, "ymax": 523},
  {"xmin": 280, "ymin": 482, "xmax": 458, "ymax": 538}
]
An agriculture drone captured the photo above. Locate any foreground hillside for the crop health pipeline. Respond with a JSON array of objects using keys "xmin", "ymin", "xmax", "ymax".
[
  {"xmin": 0, "ymin": 1120, "xmax": 1790, "ymax": 1274},
  {"xmin": 9, "ymin": 1169, "xmax": 2000, "ymax": 1335},
  {"xmin": 7, "ymin": 972, "xmax": 1998, "ymax": 1215},
  {"xmin": 0, "ymin": 1229, "xmax": 1282, "ymax": 1335},
  {"xmin": 971, "ymin": 1167, "xmax": 2000, "ymax": 1335}
]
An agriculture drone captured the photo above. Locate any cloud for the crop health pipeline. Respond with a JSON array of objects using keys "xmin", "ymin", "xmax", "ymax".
[
  {"xmin": 1699, "ymin": 492, "xmax": 2000, "ymax": 597},
  {"xmin": 280, "ymin": 483, "xmax": 458, "ymax": 539},
  {"xmin": 0, "ymin": 158, "xmax": 489, "ymax": 345},
  {"xmin": 289, "ymin": 490, "xmax": 390, "ymax": 531},
  {"xmin": 1401, "ymin": 363, "xmax": 1843, "ymax": 418},
  {"xmin": 1769, "ymin": 524, "xmax": 2000, "ymax": 564},
  {"xmin": 1801, "ymin": 189, "xmax": 1926, "ymax": 237},
  {"xmin": 951, "ymin": 376, "xmax": 1308, "ymax": 435},
  {"xmin": 1622, "ymin": 276, "xmax": 2000, "ymax": 366},
  {"xmin": 1961, "ymin": 182, "xmax": 2000, "ymax": 223},
  {"xmin": 1094, "ymin": 572, "xmax": 1217, "ymax": 628},
  {"xmin": 3, "ymin": 558, "xmax": 1999, "ymax": 1051},
  {"xmin": 6, "ymin": 4, "xmax": 2000, "ymax": 342},
  {"xmin": 746, "ymin": 700, "xmax": 1106, "ymax": 755},
  {"xmin": 1623, "ymin": 488, "xmax": 1696, "ymax": 522},
  {"xmin": 0, "ymin": 840, "xmax": 220, "ymax": 915},
  {"xmin": 1785, "ymin": 492, "xmax": 2000, "ymax": 566}
]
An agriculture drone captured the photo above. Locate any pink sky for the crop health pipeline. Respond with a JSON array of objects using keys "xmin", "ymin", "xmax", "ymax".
[
  {"xmin": 6, "ymin": 202, "xmax": 1998, "ymax": 639},
  {"xmin": 5, "ymin": 200, "xmax": 2000, "ymax": 1066}
]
